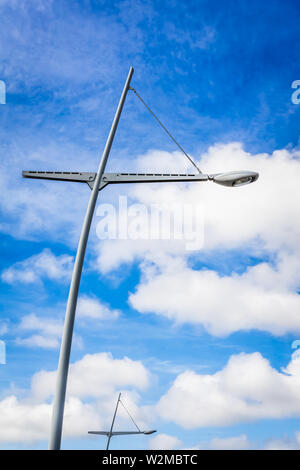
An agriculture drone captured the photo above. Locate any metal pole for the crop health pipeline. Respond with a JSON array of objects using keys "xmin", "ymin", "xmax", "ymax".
[
  {"xmin": 48, "ymin": 67, "xmax": 134, "ymax": 450},
  {"xmin": 106, "ymin": 393, "xmax": 121, "ymax": 450}
]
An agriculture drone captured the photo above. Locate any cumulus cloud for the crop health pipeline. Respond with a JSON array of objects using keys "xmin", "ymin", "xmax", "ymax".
[
  {"xmin": 148, "ymin": 433, "xmax": 182, "ymax": 450},
  {"xmin": 189, "ymin": 431, "xmax": 299, "ymax": 450},
  {"xmin": 155, "ymin": 352, "xmax": 300, "ymax": 428},
  {"xmin": 96, "ymin": 143, "xmax": 300, "ymax": 272},
  {"xmin": 2, "ymin": 349, "xmax": 300, "ymax": 446},
  {"xmin": 207, "ymin": 434, "xmax": 250, "ymax": 450},
  {"xmin": 31, "ymin": 352, "xmax": 150, "ymax": 401},
  {"xmin": 15, "ymin": 313, "xmax": 64, "ymax": 349},
  {"xmin": 14, "ymin": 295, "xmax": 119, "ymax": 350},
  {"xmin": 149, "ymin": 431, "xmax": 299, "ymax": 450},
  {"xmin": 263, "ymin": 432, "xmax": 300, "ymax": 450},
  {"xmin": 93, "ymin": 145, "xmax": 300, "ymax": 339},
  {"xmin": 0, "ymin": 352, "xmax": 151, "ymax": 444},
  {"xmin": 0, "ymin": 395, "xmax": 99, "ymax": 444},
  {"xmin": 129, "ymin": 253, "xmax": 300, "ymax": 336},
  {"xmin": 198, "ymin": 143, "xmax": 300, "ymax": 253},
  {"xmin": 77, "ymin": 296, "xmax": 120, "ymax": 321},
  {"xmin": 1, "ymin": 249, "xmax": 73, "ymax": 285},
  {"xmin": 0, "ymin": 395, "xmax": 52, "ymax": 444},
  {"xmin": 194, "ymin": 434, "xmax": 251, "ymax": 450}
]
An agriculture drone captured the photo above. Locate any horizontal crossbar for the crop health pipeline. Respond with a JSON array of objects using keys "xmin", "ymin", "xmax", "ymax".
[
  {"xmin": 22, "ymin": 170, "xmax": 209, "ymax": 191},
  {"xmin": 88, "ymin": 430, "xmax": 156, "ymax": 436}
]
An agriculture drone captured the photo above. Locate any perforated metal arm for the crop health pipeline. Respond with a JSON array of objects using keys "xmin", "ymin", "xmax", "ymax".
[
  {"xmin": 88, "ymin": 430, "xmax": 156, "ymax": 436},
  {"xmin": 100, "ymin": 172, "xmax": 208, "ymax": 187},
  {"xmin": 22, "ymin": 170, "xmax": 209, "ymax": 191},
  {"xmin": 22, "ymin": 171, "xmax": 96, "ymax": 187}
]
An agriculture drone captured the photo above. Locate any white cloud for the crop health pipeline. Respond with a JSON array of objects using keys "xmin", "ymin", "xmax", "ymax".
[
  {"xmin": 0, "ymin": 395, "xmax": 52, "ymax": 444},
  {"xmin": 96, "ymin": 144, "xmax": 300, "ymax": 273},
  {"xmin": 31, "ymin": 352, "xmax": 150, "ymax": 401},
  {"xmin": 263, "ymin": 435, "xmax": 300, "ymax": 450},
  {"xmin": 191, "ymin": 431, "xmax": 299, "ymax": 450},
  {"xmin": 0, "ymin": 395, "xmax": 100, "ymax": 444},
  {"xmin": 0, "ymin": 351, "xmax": 151, "ymax": 444},
  {"xmin": 2, "ymin": 348, "xmax": 300, "ymax": 446},
  {"xmin": 15, "ymin": 295, "xmax": 119, "ymax": 350},
  {"xmin": 16, "ymin": 313, "xmax": 63, "ymax": 349},
  {"xmin": 208, "ymin": 434, "xmax": 250, "ymax": 450},
  {"xmin": 97, "ymin": 145, "xmax": 300, "ymax": 339},
  {"xmin": 17, "ymin": 334, "xmax": 61, "ymax": 349},
  {"xmin": 155, "ymin": 352, "xmax": 300, "ymax": 428},
  {"xmin": 190, "ymin": 434, "xmax": 251, "ymax": 450},
  {"xmin": 198, "ymin": 143, "xmax": 300, "ymax": 253},
  {"xmin": 148, "ymin": 433, "xmax": 182, "ymax": 450},
  {"xmin": 3, "ymin": 143, "xmax": 300, "ymax": 280},
  {"xmin": 1, "ymin": 249, "xmax": 73, "ymax": 285},
  {"xmin": 77, "ymin": 296, "xmax": 119, "ymax": 321},
  {"xmin": 129, "ymin": 253, "xmax": 300, "ymax": 336},
  {"xmin": 19, "ymin": 313, "xmax": 62, "ymax": 337}
]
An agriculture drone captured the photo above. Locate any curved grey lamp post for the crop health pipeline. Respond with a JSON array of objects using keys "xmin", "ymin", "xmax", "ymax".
[{"xmin": 22, "ymin": 67, "xmax": 259, "ymax": 450}]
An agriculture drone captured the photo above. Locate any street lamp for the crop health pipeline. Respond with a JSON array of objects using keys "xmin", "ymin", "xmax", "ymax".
[
  {"xmin": 88, "ymin": 393, "xmax": 156, "ymax": 450},
  {"xmin": 210, "ymin": 170, "xmax": 259, "ymax": 187},
  {"xmin": 22, "ymin": 66, "xmax": 259, "ymax": 450}
]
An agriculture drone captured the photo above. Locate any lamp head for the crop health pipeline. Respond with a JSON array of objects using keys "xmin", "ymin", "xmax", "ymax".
[{"xmin": 210, "ymin": 171, "xmax": 259, "ymax": 187}]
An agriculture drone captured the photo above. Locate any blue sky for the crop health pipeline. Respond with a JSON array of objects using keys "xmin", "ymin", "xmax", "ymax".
[{"xmin": 0, "ymin": 0, "xmax": 300, "ymax": 450}]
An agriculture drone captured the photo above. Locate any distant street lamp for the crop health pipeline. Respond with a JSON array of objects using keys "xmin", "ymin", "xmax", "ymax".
[
  {"xmin": 88, "ymin": 393, "xmax": 156, "ymax": 450},
  {"xmin": 22, "ymin": 67, "xmax": 259, "ymax": 450}
]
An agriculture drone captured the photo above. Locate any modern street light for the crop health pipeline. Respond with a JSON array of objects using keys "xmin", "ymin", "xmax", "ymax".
[
  {"xmin": 210, "ymin": 170, "xmax": 259, "ymax": 187},
  {"xmin": 22, "ymin": 66, "xmax": 259, "ymax": 450},
  {"xmin": 88, "ymin": 393, "xmax": 156, "ymax": 450}
]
